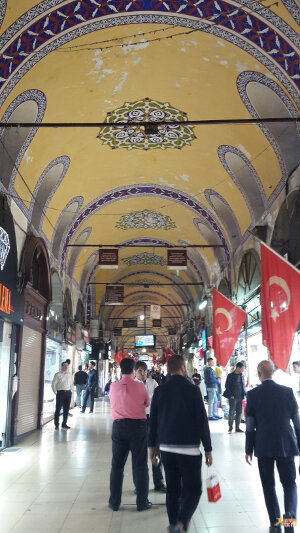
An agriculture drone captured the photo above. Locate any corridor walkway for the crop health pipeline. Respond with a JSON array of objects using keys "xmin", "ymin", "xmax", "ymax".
[{"xmin": 0, "ymin": 398, "xmax": 298, "ymax": 533}]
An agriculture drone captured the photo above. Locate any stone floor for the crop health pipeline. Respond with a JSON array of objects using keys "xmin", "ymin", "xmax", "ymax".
[{"xmin": 0, "ymin": 398, "xmax": 298, "ymax": 533}]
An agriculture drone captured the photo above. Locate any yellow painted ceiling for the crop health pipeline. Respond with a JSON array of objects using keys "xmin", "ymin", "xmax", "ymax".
[{"xmin": 1, "ymin": 1, "xmax": 298, "ymax": 344}]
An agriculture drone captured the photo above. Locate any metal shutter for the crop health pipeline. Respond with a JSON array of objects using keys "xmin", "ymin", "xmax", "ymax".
[{"xmin": 17, "ymin": 326, "xmax": 42, "ymax": 436}]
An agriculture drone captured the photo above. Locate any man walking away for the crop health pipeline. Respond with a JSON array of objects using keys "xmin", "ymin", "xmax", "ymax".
[
  {"xmin": 135, "ymin": 361, "xmax": 166, "ymax": 493},
  {"xmin": 109, "ymin": 357, "xmax": 152, "ymax": 512},
  {"xmin": 246, "ymin": 360, "xmax": 300, "ymax": 533},
  {"xmin": 74, "ymin": 365, "xmax": 88, "ymax": 408},
  {"xmin": 204, "ymin": 357, "xmax": 221, "ymax": 420},
  {"xmin": 224, "ymin": 362, "xmax": 247, "ymax": 433},
  {"xmin": 149, "ymin": 355, "xmax": 213, "ymax": 533},
  {"xmin": 52, "ymin": 361, "xmax": 73, "ymax": 430},
  {"xmin": 81, "ymin": 361, "xmax": 97, "ymax": 413}
]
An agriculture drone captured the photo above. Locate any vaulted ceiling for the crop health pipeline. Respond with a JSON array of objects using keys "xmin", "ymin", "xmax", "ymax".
[{"xmin": 0, "ymin": 0, "xmax": 299, "ymax": 347}]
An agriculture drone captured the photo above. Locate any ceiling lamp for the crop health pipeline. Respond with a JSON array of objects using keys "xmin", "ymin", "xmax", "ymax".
[
  {"xmin": 199, "ymin": 299, "xmax": 208, "ymax": 311},
  {"xmin": 139, "ymin": 314, "xmax": 145, "ymax": 321}
]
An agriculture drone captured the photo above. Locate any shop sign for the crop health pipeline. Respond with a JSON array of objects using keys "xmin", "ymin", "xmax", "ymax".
[
  {"xmin": 47, "ymin": 329, "xmax": 63, "ymax": 342},
  {"xmin": 167, "ymin": 249, "xmax": 187, "ymax": 270},
  {"xmin": 150, "ymin": 304, "xmax": 160, "ymax": 319},
  {"xmin": 123, "ymin": 319, "xmax": 137, "ymax": 328},
  {"xmin": 152, "ymin": 319, "xmax": 161, "ymax": 328},
  {"xmin": 168, "ymin": 327, "xmax": 176, "ymax": 336},
  {"xmin": 85, "ymin": 342, "xmax": 92, "ymax": 353},
  {"xmin": 99, "ymin": 248, "xmax": 118, "ymax": 269},
  {"xmin": 25, "ymin": 300, "xmax": 43, "ymax": 321},
  {"xmin": 0, "ymin": 200, "xmax": 24, "ymax": 324},
  {"xmin": 65, "ymin": 323, "xmax": 76, "ymax": 343},
  {"xmin": 83, "ymin": 328, "xmax": 90, "ymax": 343},
  {"xmin": 113, "ymin": 327, "xmax": 122, "ymax": 336},
  {"xmin": 105, "ymin": 285, "xmax": 124, "ymax": 305}
]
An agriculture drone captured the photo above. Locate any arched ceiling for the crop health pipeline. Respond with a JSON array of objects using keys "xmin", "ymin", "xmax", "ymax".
[{"xmin": 0, "ymin": 0, "xmax": 299, "ymax": 348}]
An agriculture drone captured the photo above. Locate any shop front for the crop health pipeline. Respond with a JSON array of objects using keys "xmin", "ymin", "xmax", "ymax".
[
  {"xmin": 0, "ymin": 195, "xmax": 24, "ymax": 449},
  {"xmin": 15, "ymin": 237, "xmax": 51, "ymax": 441}
]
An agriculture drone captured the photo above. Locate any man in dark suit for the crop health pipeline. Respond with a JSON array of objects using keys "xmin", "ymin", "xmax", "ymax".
[
  {"xmin": 81, "ymin": 361, "xmax": 97, "ymax": 413},
  {"xmin": 245, "ymin": 360, "xmax": 300, "ymax": 533},
  {"xmin": 148, "ymin": 355, "xmax": 213, "ymax": 533}
]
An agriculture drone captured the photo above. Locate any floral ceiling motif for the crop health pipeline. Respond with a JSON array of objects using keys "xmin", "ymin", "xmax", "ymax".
[
  {"xmin": 116, "ymin": 209, "xmax": 176, "ymax": 230},
  {"xmin": 122, "ymin": 252, "xmax": 166, "ymax": 266},
  {"xmin": 98, "ymin": 98, "xmax": 196, "ymax": 150}
]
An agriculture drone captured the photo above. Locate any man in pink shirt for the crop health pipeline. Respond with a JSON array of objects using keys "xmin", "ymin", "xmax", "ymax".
[{"xmin": 109, "ymin": 357, "xmax": 152, "ymax": 512}]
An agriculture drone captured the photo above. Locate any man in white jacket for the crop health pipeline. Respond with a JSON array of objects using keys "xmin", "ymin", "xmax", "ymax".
[{"xmin": 135, "ymin": 361, "xmax": 166, "ymax": 492}]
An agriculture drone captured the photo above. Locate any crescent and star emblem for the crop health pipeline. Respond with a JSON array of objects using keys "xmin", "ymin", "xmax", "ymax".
[
  {"xmin": 215, "ymin": 307, "xmax": 232, "ymax": 335},
  {"xmin": 266, "ymin": 276, "xmax": 291, "ymax": 322}
]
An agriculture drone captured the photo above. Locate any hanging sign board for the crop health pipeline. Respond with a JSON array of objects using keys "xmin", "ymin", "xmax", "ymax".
[
  {"xmin": 123, "ymin": 319, "xmax": 137, "ymax": 328},
  {"xmin": 105, "ymin": 286, "xmax": 124, "ymax": 305},
  {"xmin": 99, "ymin": 248, "xmax": 118, "ymax": 269},
  {"xmin": 167, "ymin": 249, "xmax": 187, "ymax": 270},
  {"xmin": 113, "ymin": 327, "xmax": 122, "ymax": 336},
  {"xmin": 150, "ymin": 304, "xmax": 160, "ymax": 319},
  {"xmin": 168, "ymin": 327, "xmax": 177, "ymax": 335},
  {"xmin": 152, "ymin": 319, "xmax": 161, "ymax": 328}
]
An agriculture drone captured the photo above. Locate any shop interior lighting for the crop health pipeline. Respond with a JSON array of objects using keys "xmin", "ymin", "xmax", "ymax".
[{"xmin": 199, "ymin": 299, "xmax": 208, "ymax": 311}]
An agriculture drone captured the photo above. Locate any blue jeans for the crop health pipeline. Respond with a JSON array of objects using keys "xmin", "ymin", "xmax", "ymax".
[
  {"xmin": 109, "ymin": 419, "xmax": 149, "ymax": 509},
  {"xmin": 76, "ymin": 384, "xmax": 85, "ymax": 408},
  {"xmin": 207, "ymin": 388, "xmax": 218, "ymax": 417}
]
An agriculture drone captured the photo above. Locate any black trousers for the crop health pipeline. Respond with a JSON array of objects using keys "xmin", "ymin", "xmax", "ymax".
[
  {"xmin": 161, "ymin": 451, "xmax": 202, "ymax": 531},
  {"xmin": 228, "ymin": 398, "xmax": 243, "ymax": 430},
  {"xmin": 54, "ymin": 390, "xmax": 71, "ymax": 426},
  {"xmin": 146, "ymin": 415, "xmax": 164, "ymax": 488},
  {"xmin": 258, "ymin": 456, "xmax": 297, "ymax": 527},
  {"xmin": 82, "ymin": 386, "xmax": 95, "ymax": 412},
  {"xmin": 109, "ymin": 419, "xmax": 149, "ymax": 509}
]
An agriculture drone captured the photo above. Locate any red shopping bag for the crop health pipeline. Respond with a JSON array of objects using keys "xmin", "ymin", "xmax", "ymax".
[{"xmin": 206, "ymin": 471, "xmax": 221, "ymax": 502}]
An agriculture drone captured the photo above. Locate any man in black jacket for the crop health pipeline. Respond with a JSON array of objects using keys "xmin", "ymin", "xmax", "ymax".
[
  {"xmin": 81, "ymin": 361, "xmax": 97, "ymax": 413},
  {"xmin": 246, "ymin": 360, "xmax": 300, "ymax": 533},
  {"xmin": 148, "ymin": 355, "xmax": 213, "ymax": 533},
  {"xmin": 224, "ymin": 362, "xmax": 247, "ymax": 433}
]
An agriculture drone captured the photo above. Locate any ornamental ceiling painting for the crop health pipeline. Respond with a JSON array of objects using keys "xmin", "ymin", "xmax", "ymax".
[{"xmin": 0, "ymin": 0, "xmax": 299, "ymax": 346}]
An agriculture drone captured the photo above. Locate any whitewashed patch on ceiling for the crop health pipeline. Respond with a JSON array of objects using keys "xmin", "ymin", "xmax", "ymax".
[{"xmin": 52, "ymin": 196, "xmax": 83, "ymax": 259}]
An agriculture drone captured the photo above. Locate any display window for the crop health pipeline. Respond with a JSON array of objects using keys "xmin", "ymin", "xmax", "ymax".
[{"xmin": 43, "ymin": 339, "xmax": 62, "ymax": 422}]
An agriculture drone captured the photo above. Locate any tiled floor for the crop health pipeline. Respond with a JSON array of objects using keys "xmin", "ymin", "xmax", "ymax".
[{"xmin": 0, "ymin": 398, "xmax": 298, "ymax": 533}]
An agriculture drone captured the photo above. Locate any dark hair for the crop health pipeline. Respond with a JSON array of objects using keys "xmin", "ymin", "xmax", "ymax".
[
  {"xmin": 120, "ymin": 357, "xmax": 134, "ymax": 375},
  {"xmin": 236, "ymin": 362, "xmax": 245, "ymax": 369},
  {"xmin": 65, "ymin": 359, "xmax": 71, "ymax": 364},
  {"xmin": 90, "ymin": 361, "xmax": 96, "ymax": 368},
  {"xmin": 207, "ymin": 357, "xmax": 214, "ymax": 362},
  {"xmin": 78, "ymin": 365, "xmax": 82, "ymax": 370},
  {"xmin": 168, "ymin": 355, "xmax": 184, "ymax": 375},
  {"xmin": 135, "ymin": 361, "xmax": 147, "ymax": 371},
  {"xmin": 292, "ymin": 361, "xmax": 300, "ymax": 367}
]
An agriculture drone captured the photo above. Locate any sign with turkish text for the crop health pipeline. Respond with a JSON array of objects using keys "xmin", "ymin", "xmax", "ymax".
[
  {"xmin": 261, "ymin": 242, "xmax": 300, "ymax": 371},
  {"xmin": 123, "ymin": 319, "xmax": 137, "ymax": 328},
  {"xmin": 213, "ymin": 289, "xmax": 247, "ymax": 367},
  {"xmin": 150, "ymin": 304, "xmax": 160, "ymax": 319},
  {"xmin": 113, "ymin": 327, "xmax": 122, "ymax": 336},
  {"xmin": 168, "ymin": 327, "xmax": 176, "ymax": 335},
  {"xmin": 105, "ymin": 285, "xmax": 124, "ymax": 305},
  {"xmin": 167, "ymin": 249, "xmax": 187, "ymax": 270},
  {"xmin": 99, "ymin": 248, "xmax": 118, "ymax": 269}
]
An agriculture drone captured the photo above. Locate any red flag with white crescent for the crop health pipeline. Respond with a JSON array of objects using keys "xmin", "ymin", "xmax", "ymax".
[
  {"xmin": 261, "ymin": 243, "xmax": 300, "ymax": 371},
  {"xmin": 213, "ymin": 289, "xmax": 247, "ymax": 367}
]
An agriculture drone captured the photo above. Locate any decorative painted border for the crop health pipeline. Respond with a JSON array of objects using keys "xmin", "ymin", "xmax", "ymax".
[
  {"xmin": 51, "ymin": 195, "xmax": 83, "ymax": 257},
  {"xmin": 0, "ymin": 3, "xmax": 299, "ymax": 109},
  {"xmin": 204, "ymin": 189, "xmax": 242, "ymax": 246},
  {"xmin": 218, "ymin": 144, "xmax": 269, "ymax": 224},
  {"xmin": 281, "ymin": 0, "xmax": 300, "ymax": 24},
  {"xmin": 236, "ymin": 70, "xmax": 300, "ymax": 206},
  {"xmin": 67, "ymin": 226, "xmax": 92, "ymax": 277},
  {"xmin": 30, "ymin": 155, "xmax": 70, "ymax": 232},
  {"xmin": 0, "ymin": 2, "xmax": 6, "ymax": 29},
  {"xmin": 0, "ymin": 89, "xmax": 47, "ymax": 213},
  {"xmin": 60, "ymin": 187, "xmax": 229, "ymax": 274}
]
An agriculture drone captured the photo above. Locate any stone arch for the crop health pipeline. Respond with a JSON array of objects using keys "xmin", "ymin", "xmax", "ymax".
[
  {"xmin": 67, "ymin": 227, "xmax": 92, "ymax": 278},
  {"xmin": 0, "ymin": 90, "xmax": 46, "ymax": 195},
  {"xmin": 271, "ymin": 187, "xmax": 300, "ymax": 268},
  {"xmin": 193, "ymin": 219, "xmax": 227, "ymax": 271},
  {"xmin": 236, "ymin": 249, "xmax": 261, "ymax": 303},
  {"xmin": 218, "ymin": 146, "xmax": 267, "ymax": 224},
  {"xmin": 218, "ymin": 278, "xmax": 231, "ymax": 297},
  {"xmin": 75, "ymin": 298, "xmax": 85, "ymax": 325},
  {"xmin": 52, "ymin": 196, "xmax": 83, "ymax": 259},
  {"xmin": 205, "ymin": 190, "xmax": 242, "ymax": 250},
  {"xmin": 30, "ymin": 156, "xmax": 70, "ymax": 233},
  {"xmin": 63, "ymin": 287, "xmax": 73, "ymax": 321}
]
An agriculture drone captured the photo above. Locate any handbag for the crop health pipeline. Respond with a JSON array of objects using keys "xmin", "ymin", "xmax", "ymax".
[{"xmin": 206, "ymin": 469, "xmax": 222, "ymax": 503}]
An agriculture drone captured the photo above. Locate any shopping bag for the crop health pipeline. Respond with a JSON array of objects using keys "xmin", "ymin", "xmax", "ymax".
[{"xmin": 206, "ymin": 471, "xmax": 221, "ymax": 502}]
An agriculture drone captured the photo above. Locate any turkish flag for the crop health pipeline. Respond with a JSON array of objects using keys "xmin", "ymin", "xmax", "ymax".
[
  {"xmin": 261, "ymin": 243, "xmax": 300, "ymax": 371},
  {"xmin": 213, "ymin": 289, "xmax": 247, "ymax": 367}
]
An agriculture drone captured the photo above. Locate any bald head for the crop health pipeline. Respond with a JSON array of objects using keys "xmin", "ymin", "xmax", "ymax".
[{"xmin": 257, "ymin": 360, "xmax": 274, "ymax": 381}]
